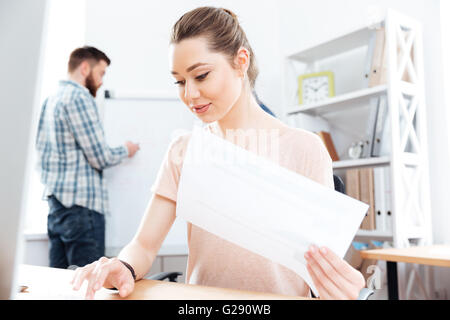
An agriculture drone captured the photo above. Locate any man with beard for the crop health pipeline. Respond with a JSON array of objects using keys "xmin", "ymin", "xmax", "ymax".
[{"xmin": 36, "ymin": 46, "xmax": 140, "ymax": 269}]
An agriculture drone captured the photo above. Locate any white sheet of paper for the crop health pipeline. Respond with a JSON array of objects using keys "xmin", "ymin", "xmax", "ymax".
[{"xmin": 176, "ymin": 126, "xmax": 368, "ymax": 297}]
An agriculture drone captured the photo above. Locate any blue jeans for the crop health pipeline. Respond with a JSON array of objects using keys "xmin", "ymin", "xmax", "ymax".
[{"xmin": 47, "ymin": 195, "xmax": 105, "ymax": 269}]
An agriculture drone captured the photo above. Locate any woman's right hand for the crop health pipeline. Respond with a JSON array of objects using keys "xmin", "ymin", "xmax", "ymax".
[{"xmin": 70, "ymin": 257, "xmax": 135, "ymax": 300}]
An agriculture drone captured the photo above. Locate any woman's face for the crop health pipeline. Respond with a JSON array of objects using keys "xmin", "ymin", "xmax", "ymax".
[{"xmin": 170, "ymin": 36, "xmax": 243, "ymax": 123}]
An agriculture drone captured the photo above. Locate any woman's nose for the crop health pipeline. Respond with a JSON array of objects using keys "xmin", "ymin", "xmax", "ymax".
[{"xmin": 184, "ymin": 81, "xmax": 200, "ymax": 101}]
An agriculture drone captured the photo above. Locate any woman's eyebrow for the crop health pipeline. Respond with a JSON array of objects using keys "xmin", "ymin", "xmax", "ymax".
[{"xmin": 171, "ymin": 62, "xmax": 211, "ymax": 75}]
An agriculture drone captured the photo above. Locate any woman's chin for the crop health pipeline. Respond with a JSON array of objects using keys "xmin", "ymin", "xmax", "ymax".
[
  {"xmin": 195, "ymin": 113, "xmax": 219, "ymax": 123},
  {"xmin": 200, "ymin": 118, "xmax": 216, "ymax": 124}
]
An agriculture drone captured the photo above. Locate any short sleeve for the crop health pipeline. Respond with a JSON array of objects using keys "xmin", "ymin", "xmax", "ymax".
[
  {"xmin": 150, "ymin": 132, "xmax": 191, "ymax": 202},
  {"xmin": 308, "ymin": 134, "xmax": 334, "ymax": 189}
]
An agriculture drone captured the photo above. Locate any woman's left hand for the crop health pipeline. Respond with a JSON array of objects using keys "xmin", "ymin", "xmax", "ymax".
[{"xmin": 305, "ymin": 244, "xmax": 366, "ymax": 300}]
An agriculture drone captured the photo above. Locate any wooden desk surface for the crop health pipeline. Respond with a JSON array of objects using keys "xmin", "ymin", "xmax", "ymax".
[
  {"xmin": 15, "ymin": 265, "xmax": 309, "ymax": 300},
  {"xmin": 360, "ymin": 244, "xmax": 450, "ymax": 267}
]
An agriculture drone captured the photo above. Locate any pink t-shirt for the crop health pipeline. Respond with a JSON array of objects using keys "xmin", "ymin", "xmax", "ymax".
[{"xmin": 150, "ymin": 124, "xmax": 334, "ymax": 297}]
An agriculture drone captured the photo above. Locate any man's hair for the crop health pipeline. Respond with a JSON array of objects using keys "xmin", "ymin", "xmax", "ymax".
[{"xmin": 68, "ymin": 46, "xmax": 111, "ymax": 73}]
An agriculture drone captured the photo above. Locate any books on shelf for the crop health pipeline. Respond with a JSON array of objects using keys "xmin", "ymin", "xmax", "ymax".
[
  {"xmin": 316, "ymin": 131, "xmax": 339, "ymax": 161},
  {"xmin": 363, "ymin": 26, "xmax": 388, "ymax": 88},
  {"xmin": 345, "ymin": 167, "xmax": 392, "ymax": 233},
  {"xmin": 361, "ymin": 97, "xmax": 380, "ymax": 158},
  {"xmin": 371, "ymin": 166, "xmax": 392, "ymax": 234},
  {"xmin": 373, "ymin": 167, "xmax": 386, "ymax": 233},
  {"xmin": 345, "ymin": 168, "xmax": 375, "ymax": 230},
  {"xmin": 383, "ymin": 167, "xmax": 393, "ymax": 234},
  {"xmin": 371, "ymin": 94, "xmax": 389, "ymax": 157},
  {"xmin": 359, "ymin": 168, "xmax": 376, "ymax": 230},
  {"xmin": 345, "ymin": 168, "xmax": 360, "ymax": 200},
  {"xmin": 359, "ymin": 93, "xmax": 390, "ymax": 159},
  {"xmin": 368, "ymin": 27, "xmax": 388, "ymax": 87},
  {"xmin": 364, "ymin": 26, "xmax": 415, "ymax": 88}
]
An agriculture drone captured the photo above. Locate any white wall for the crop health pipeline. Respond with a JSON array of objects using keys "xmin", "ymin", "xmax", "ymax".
[
  {"xmin": 85, "ymin": 0, "xmax": 283, "ymax": 115},
  {"xmin": 24, "ymin": 0, "xmax": 87, "ymax": 235}
]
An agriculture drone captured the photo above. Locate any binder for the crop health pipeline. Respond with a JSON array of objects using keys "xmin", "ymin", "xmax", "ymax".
[
  {"xmin": 345, "ymin": 169, "xmax": 360, "ymax": 201},
  {"xmin": 361, "ymin": 97, "xmax": 379, "ymax": 158},
  {"xmin": 359, "ymin": 168, "xmax": 376, "ymax": 230},
  {"xmin": 384, "ymin": 167, "xmax": 393, "ymax": 234},
  {"xmin": 317, "ymin": 131, "xmax": 339, "ymax": 161},
  {"xmin": 369, "ymin": 27, "xmax": 388, "ymax": 87},
  {"xmin": 363, "ymin": 29, "xmax": 377, "ymax": 88},
  {"xmin": 373, "ymin": 167, "xmax": 386, "ymax": 232},
  {"xmin": 371, "ymin": 94, "xmax": 388, "ymax": 157}
]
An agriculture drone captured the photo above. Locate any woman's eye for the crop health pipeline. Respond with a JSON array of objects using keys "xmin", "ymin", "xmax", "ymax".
[
  {"xmin": 196, "ymin": 72, "xmax": 210, "ymax": 81},
  {"xmin": 174, "ymin": 72, "xmax": 209, "ymax": 86}
]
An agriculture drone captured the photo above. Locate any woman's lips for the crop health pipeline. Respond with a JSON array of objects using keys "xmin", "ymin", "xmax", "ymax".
[{"xmin": 193, "ymin": 103, "xmax": 211, "ymax": 114}]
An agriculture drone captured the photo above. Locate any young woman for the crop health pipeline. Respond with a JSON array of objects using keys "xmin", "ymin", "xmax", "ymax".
[{"xmin": 71, "ymin": 6, "xmax": 365, "ymax": 300}]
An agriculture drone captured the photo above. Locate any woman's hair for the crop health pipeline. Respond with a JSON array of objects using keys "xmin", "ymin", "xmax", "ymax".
[{"xmin": 171, "ymin": 6, "xmax": 259, "ymax": 88}]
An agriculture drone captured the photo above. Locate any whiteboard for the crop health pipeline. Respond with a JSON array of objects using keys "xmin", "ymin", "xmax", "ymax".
[{"xmin": 102, "ymin": 98, "xmax": 196, "ymax": 252}]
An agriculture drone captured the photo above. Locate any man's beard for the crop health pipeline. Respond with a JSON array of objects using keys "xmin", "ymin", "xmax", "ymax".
[{"xmin": 85, "ymin": 73, "xmax": 99, "ymax": 97}]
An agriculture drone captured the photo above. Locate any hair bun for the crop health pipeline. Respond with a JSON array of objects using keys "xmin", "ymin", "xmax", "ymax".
[{"xmin": 221, "ymin": 8, "xmax": 238, "ymax": 20}]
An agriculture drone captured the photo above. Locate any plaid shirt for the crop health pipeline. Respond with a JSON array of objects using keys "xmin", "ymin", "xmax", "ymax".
[{"xmin": 36, "ymin": 80, "xmax": 128, "ymax": 215}]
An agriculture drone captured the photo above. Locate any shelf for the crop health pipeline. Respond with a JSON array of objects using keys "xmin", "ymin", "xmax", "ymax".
[
  {"xmin": 332, "ymin": 156, "xmax": 390, "ymax": 170},
  {"xmin": 356, "ymin": 229, "xmax": 393, "ymax": 238},
  {"xmin": 286, "ymin": 26, "xmax": 379, "ymax": 63},
  {"xmin": 286, "ymin": 85, "xmax": 388, "ymax": 116}
]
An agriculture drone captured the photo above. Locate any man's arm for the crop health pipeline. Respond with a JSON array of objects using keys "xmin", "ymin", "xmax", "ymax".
[{"xmin": 64, "ymin": 92, "xmax": 129, "ymax": 170}]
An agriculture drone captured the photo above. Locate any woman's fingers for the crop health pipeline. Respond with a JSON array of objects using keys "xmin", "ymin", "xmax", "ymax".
[
  {"xmin": 305, "ymin": 245, "xmax": 365, "ymax": 300},
  {"xmin": 317, "ymin": 246, "xmax": 365, "ymax": 287},
  {"xmin": 306, "ymin": 263, "xmax": 332, "ymax": 299},
  {"xmin": 71, "ymin": 262, "xmax": 95, "ymax": 291},
  {"xmin": 84, "ymin": 258, "xmax": 110, "ymax": 299},
  {"xmin": 307, "ymin": 246, "xmax": 359, "ymax": 299},
  {"xmin": 305, "ymin": 251, "xmax": 346, "ymax": 299},
  {"xmin": 94, "ymin": 263, "xmax": 110, "ymax": 291},
  {"xmin": 118, "ymin": 282, "xmax": 133, "ymax": 298},
  {"xmin": 70, "ymin": 257, "xmax": 120, "ymax": 300}
]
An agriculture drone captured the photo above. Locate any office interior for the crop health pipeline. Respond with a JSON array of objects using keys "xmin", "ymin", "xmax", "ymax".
[{"xmin": 3, "ymin": 0, "xmax": 450, "ymax": 300}]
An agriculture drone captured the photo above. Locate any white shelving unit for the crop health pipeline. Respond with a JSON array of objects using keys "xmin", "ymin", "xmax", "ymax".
[
  {"xmin": 283, "ymin": 10, "xmax": 433, "ymax": 299},
  {"xmin": 286, "ymin": 85, "xmax": 388, "ymax": 116},
  {"xmin": 332, "ymin": 156, "xmax": 391, "ymax": 170}
]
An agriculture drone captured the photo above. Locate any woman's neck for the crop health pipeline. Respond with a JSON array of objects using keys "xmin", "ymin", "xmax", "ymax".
[{"xmin": 216, "ymin": 88, "xmax": 272, "ymax": 136}]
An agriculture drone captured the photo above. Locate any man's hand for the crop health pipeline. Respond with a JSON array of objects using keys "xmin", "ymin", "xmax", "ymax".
[{"xmin": 125, "ymin": 141, "xmax": 140, "ymax": 158}]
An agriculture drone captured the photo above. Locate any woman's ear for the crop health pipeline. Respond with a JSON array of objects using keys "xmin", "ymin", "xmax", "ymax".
[{"xmin": 234, "ymin": 47, "xmax": 250, "ymax": 78}]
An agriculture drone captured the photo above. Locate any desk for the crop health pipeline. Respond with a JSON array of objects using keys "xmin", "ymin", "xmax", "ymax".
[
  {"xmin": 15, "ymin": 264, "xmax": 309, "ymax": 300},
  {"xmin": 360, "ymin": 245, "xmax": 450, "ymax": 300}
]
